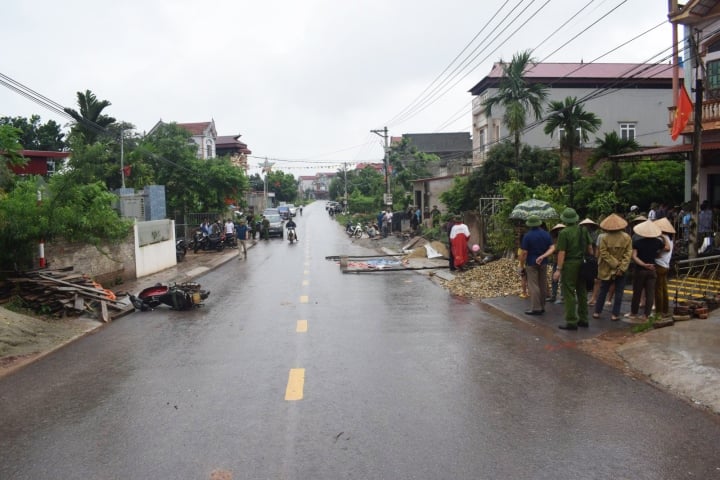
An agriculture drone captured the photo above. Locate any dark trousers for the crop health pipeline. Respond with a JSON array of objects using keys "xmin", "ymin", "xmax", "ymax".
[
  {"xmin": 595, "ymin": 274, "xmax": 626, "ymax": 317},
  {"xmin": 631, "ymin": 267, "xmax": 657, "ymax": 317},
  {"xmin": 654, "ymin": 265, "xmax": 669, "ymax": 315}
]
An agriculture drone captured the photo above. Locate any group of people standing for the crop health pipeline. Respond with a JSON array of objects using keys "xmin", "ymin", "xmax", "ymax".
[{"xmin": 519, "ymin": 207, "xmax": 676, "ymax": 330}]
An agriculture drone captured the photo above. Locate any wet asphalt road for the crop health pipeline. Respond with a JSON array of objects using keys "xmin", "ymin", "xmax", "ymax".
[{"xmin": 1, "ymin": 202, "xmax": 720, "ymax": 480}]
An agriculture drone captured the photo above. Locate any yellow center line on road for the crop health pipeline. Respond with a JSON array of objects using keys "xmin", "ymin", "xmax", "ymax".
[
  {"xmin": 300, "ymin": 295, "xmax": 309, "ymax": 304},
  {"xmin": 285, "ymin": 368, "xmax": 305, "ymax": 401},
  {"xmin": 302, "ymin": 279, "xmax": 309, "ymax": 286},
  {"xmin": 296, "ymin": 320, "xmax": 308, "ymax": 332},
  {"xmin": 304, "ymin": 270, "xmax": 309, "ymax": 275}
]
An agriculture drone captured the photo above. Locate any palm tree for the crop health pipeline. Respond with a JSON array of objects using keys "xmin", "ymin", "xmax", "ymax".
[
  {"xmin": 589, "ymin": 131, "xmax": 640, "ymax": 192},
  {"xmin": 482, "ymin": 50, "xmax": 548, "ymax": 173},
  {"xmin": 64, "ymin": 89, "xmax": 116, "ymax": 143},
  {"xmin": 544, "ymin": 96, "xmax": 601, "ymax": 205}
]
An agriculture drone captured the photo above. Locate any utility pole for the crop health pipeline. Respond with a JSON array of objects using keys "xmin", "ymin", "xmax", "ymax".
[
  {"xmin": 261, "ymin": 157, "xmax": 274, "ymax": 210},
  {"xmin": 690, "ymin": 31, "xmax": 704, "ymax": 258},
  {"xmin": 371, "ymin": 126, "xmax": 390, "ymax": 208},
  {"xmin": 120, "ymin": 129, "xmax": 126, "ymax": 189},
  {"xmin": 343, "ymin": 162, "xmax": 348, "ymax": 213}
]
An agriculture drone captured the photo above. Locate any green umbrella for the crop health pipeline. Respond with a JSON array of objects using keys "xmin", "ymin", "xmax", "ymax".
[{"xmin": 509, "ymin": 198, "xmax": 558, "ymax": 220}]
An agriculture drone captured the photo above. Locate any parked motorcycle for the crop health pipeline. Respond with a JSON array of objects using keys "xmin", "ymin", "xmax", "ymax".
[
  {"xmin": 176, "ymin": 238, "xmax": 188, "ymax": 262},
  {"xmin": 191, "ymin": 230, "xmax": 225, "ymax": 253},
  {"xmin": 224, "ymin": 231, "xmax": 237, "ymax": 248},
  {"xmin": 130, "ymin": 282, "xmax": 210, "ymax": 311},
  {"xmin": 287, "ymin": 226, "xmax": 297, "ymax": 243}
]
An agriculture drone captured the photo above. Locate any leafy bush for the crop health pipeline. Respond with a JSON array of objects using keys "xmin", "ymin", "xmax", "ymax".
[{"xmin": 0, "ymin": 176, "xmax": 132, "ymax": 272}]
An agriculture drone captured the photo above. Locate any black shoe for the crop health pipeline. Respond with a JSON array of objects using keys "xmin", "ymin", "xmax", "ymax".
[
  {"xmin": 578, "ymin": 322, "xmax": 589, "ymax": 328},
  {"xmin": 558, "ymin": 324, "xmax": 578, "ymax": 330},
  {"xmin": 524, "ymin": 310, "xmax": 543, "ymax": 316}
]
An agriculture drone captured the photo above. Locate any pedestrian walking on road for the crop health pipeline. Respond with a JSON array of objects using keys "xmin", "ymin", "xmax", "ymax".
[
  {"xmin": 236, "ymin": 219, "xmax": 249, "ymax": 259},
  {"xmin": 519, "ymin": 215, "xmax": 554, "ymax": 315},
  {"xmin": 552, "ymin": 208, "xmax": 593, "ymax": 330}
]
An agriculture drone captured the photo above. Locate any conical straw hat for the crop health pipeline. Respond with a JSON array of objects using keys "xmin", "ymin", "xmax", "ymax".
[
  {"xmin": 599, "ymin": 213, "xmax": 628, "ymax": 231},
  {"xmin": 630, "ymin": 215, "xmax": 647, "ymax": 223},
  {"xmin": 551, "ymin": 223, "xmax": 565, "ymax": 231},
  {"xmin": 633, "ymin": 219, "xmax": 662, "ymax": 238},
  {"xmin": 654, "ymin": 217, "xmax": 676, "ymax": 234},
  {"xmin": 579, "ymin": 217, "xmax": 597, "ymax": 226}
]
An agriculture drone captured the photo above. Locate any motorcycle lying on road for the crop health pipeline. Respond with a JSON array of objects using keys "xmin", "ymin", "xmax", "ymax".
[
  {"xmin": 130, "ymin": 282, "xmax": 210, "ymax": 311},
  {"xmin": 191, "ymin": 230, "xmax": 225, "ymax": 253}
]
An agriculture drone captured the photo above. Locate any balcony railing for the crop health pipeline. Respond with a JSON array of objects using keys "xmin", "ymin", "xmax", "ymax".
[{"xmin": 668, "ymin": 97, "xmax": 720, "ymax": 134}]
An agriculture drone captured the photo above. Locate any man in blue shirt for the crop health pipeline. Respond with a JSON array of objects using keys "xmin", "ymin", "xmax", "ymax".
[
  {"xmin": 519, "ymin": 215, "xmax": 554, "ymax": 315},
  {"xmin": 236, "ymin": 220, "xmax": 249, "ymax": 259}
]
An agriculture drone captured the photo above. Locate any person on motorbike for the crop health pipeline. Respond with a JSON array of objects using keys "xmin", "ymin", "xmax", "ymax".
[{"xmin": 286, "ymin": 217, "xmax": 299, "ymax": 241}]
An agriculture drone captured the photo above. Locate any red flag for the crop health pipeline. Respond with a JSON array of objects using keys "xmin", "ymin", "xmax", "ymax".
[
  {"xmin": 122, "ymin": 165, "xmax": 132, "ymax": 177},
  {"xmin": 671, "ymin": 84, "xmax": 693, "ymax": 141}
]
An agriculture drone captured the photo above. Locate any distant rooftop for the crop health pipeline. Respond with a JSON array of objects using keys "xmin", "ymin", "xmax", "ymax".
[{"xmin": 470, "ymin": 62, "xmax": 675, "ymax": 95}]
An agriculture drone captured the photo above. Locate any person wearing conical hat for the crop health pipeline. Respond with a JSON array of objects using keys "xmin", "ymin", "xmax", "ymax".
[
  {"xmin": 592, "ymin": 214, "xmax": 632, "ymax": 321},
  {"xmin": 653, "ymin": 218, "xmax": 675, "ymax": 318},
  {"xmin": 552, "ymin": 208, "xmax": 594, "ymax": 330},
  {"xmin": 628, "ymin": 220, "xmax": 665, "ymax": 321}
]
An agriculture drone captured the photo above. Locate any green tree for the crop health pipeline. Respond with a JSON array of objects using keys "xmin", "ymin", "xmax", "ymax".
[
  {"xmin": 265, "ymin": 170, "xmax": 297, "ymax": 203},
  {"xmin": 0, "ymin": 124, "xmax": 27, "ymax": 190},
  {"xmin": 482, "ymin": 50, "xmax": 549, "ymax": 169},
  {"xmin": 439, "ymin": 141, "xmax": 561, "ymax": 212},
  {"xmin": 64, "ymin": 89, "xmax": 117, "ymax": 143},
  {"xmin": 0, "ymin": 176, "xmax": 132, "ymax": 271},
  {"xmin": 387, "ymin": 137, "xmax": 438, "ymax": 192},
  {"xmin": 543, "ymin": 96, "xmax": 601, "ymax": 205},
  {"xmin": 589, "ymin": 131, "xmax": 640, "ymax": 190},
  {"xmin": 202, "ymin": 156, "xmax": 250, "ymax": 211},
  {"xmin": 141, "ymin": 122, "xmax": 205, "ymax": 214},
  {"xmin": 0, "ymin": 115, "xmax": 66, "ymax": 151}
]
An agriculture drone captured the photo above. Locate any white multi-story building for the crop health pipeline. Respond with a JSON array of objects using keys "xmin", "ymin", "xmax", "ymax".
[{"xmin": 469, "ymin": 62, "xmax": 679, "ymax": 165}]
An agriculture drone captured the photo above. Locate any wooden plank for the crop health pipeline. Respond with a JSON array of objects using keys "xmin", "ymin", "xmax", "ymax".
[
  {"xmin": 74, "ymin": 294, "xmax": 84, "ymax": 311},
  {"xmin": 99, "ymin": 301, "xmax": 109, "ymax": 323}
]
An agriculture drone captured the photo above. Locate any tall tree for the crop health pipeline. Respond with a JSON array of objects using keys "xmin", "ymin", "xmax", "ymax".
[
  {"xmin": 0, "ymin": 115, "xmax": 66, "ymax": 151},
  {"xmin": 543, "ymin": 96, "xmax": 601, "ymax": 205},
  {"xmin": 64, "ymin": 89, "xmax": 116, "ymax": 143},
  {"xmin": 589, "ymin": 131, "xmax": 640, "ymax": 193},
  {"xmin": 482, "ymin": 50, "xmax": 549, "ymax": 169}
]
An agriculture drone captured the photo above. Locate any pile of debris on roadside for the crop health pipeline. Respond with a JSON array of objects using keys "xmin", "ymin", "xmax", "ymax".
[
  {"xmin": 398, "ymin": 237, "xmax": 523, "ymax": 299},
  {"xmin": 0, "ymin": 267, "xmax": 134, "ymax": 323}
]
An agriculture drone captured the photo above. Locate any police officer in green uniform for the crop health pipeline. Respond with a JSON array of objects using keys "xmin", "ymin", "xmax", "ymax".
[{"xmin": 552, "ymin": 208, "xmax": 593, "ymax": 330}]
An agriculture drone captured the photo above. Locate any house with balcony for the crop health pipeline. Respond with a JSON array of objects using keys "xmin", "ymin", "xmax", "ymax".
[
  {"xmin": 469, "ymin": 62, "xmax": 679, "ymax": 166},
  {"xmin": 216, "ymin": 134, "xmax": 251, "ymax": 171},
  {"xmin": 662, "ymin": 0, "xmax": 720, "ymax": 207}
]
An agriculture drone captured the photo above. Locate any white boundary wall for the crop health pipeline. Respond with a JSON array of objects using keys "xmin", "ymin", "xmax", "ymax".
[{"xmin": 134, "ymin": 219, "xmax": 177, "ymax": 277}]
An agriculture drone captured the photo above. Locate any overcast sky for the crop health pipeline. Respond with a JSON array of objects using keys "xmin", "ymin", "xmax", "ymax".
[{"xmin": 1, "ymin": 0, "xmax": 672, "ymax": 177}]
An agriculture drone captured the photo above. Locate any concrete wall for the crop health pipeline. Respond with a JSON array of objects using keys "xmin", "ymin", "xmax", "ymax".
[
  {"xmin": 42, "ymin": 220, "xmax": 178, "ymax": 285},
  {"xmin": 44, "ymin": 237, "xmax": 136, "ymax": 285},
  {"xmin": 134, "ymin": 220, "xmax": 177, "ymax": 277}
]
